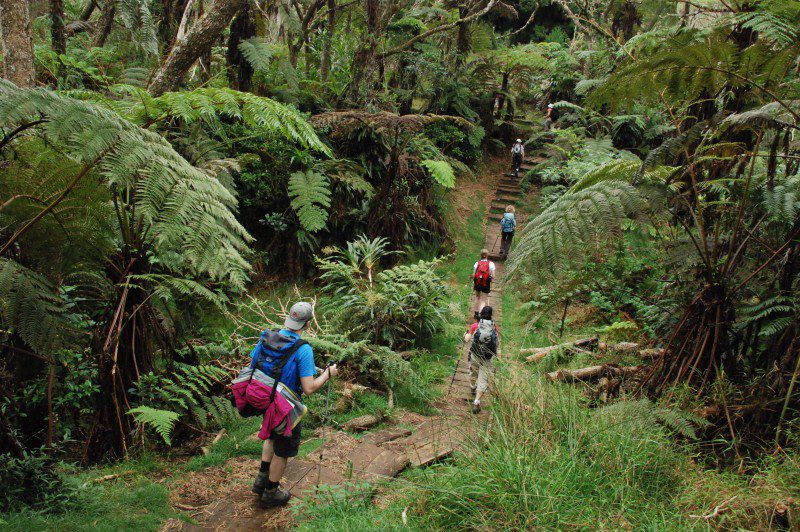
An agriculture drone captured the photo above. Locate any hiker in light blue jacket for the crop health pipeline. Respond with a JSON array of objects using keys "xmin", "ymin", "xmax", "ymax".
[{"xmin": 500, "ymin": 205, "xmax": 516, "ymax": 256}]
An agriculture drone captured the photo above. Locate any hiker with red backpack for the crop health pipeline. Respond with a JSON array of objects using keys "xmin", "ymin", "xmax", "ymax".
[
  {"xmin": 472, "ymin": 249, "xmax": 495, "ymax": 317},
  {"xmin": 464, "ymin": 306, "xmax": 500, "ymax": 414},
  {"xmin": 233, "ymin": 302, "xmax": 338, "ymax": 508}
]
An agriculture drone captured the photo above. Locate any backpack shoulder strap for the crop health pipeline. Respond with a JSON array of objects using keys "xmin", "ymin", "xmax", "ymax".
[
  {"xmin": 266, "ymin": 339, "xmax": 308, "ymax": 404},
  {"xmin": 269, "ymin": 339, "xmax": 308, "ymax": 380}
]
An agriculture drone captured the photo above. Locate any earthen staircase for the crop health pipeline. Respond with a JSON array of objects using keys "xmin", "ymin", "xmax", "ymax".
[{"xmin": 178, "ymin": 167, "xmax": 525, "ymax": 531}]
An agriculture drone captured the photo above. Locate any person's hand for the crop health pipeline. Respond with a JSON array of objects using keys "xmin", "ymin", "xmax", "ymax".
[{"xmin": 327, "ymin": 364, "xmax": 339, "ymax": 377}]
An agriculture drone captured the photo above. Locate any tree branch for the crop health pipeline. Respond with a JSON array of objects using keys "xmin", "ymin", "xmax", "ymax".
[{"xmin": 378, "ymin": 0, "xmax": 498, "ymax": 59}]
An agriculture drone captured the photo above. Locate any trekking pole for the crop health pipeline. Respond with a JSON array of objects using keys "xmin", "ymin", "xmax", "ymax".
[
  {"xmin": 491, "ymin": 234, "xmax": 500, "ymax": 255},
  {"xmin": 316, "ymin": 366, "xmax": 333, "ymax": 486}
]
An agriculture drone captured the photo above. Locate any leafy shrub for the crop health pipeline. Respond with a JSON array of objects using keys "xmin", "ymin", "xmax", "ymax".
[
  {"xmin": 129, "ymin": 364, "xmax": 235, "ymax": 446},
  {"xmin": 316, "ymin": 236, "xmax": 449, "ymax": 348},
  {"xmin": 0, "ymin": 450, "xmax": 72, "ymax": 513}
]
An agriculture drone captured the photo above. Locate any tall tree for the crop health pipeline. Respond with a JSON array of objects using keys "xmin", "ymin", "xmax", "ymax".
[
  {"xmin": 0, "ymin": 0, "xmax": 36, "ymax": 87},
  {"xmin": 93, "ymin": 0, "xmax": 116, "ymax": 47},
  {"xmin": 226, "ymin": 2, "xmax": 255, "ymax": 91},
  {"xmin": 320, "ymin": 0, "xmax": 335, "ymax": 81},
  {"xmin": 50, "ymin": 0, "xmax": 67, "ymax": 56},
  {"xmin": 149, "ymin": 0, "xmax": 244, "ymax": 95}
]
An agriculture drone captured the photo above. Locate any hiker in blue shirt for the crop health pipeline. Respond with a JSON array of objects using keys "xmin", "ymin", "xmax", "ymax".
[
  {"xmin": 250, "ymin": 302, "xmax": 338, "ymax": 508},
  {"xmin": 500, "ymin": 205, "xmax": 516, "ymax": 257}
]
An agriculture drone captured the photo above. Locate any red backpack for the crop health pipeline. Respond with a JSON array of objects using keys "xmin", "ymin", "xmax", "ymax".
[{"xmin": 474, "ymin": 260, "xmax": 491, "ymax": 287}]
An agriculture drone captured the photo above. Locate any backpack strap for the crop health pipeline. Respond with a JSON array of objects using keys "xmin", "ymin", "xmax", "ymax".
[{"xmin": 265, "ymin": 339, "xmax": 308, "ymax": 405}]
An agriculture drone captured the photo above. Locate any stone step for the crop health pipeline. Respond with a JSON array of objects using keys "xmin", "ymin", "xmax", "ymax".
[
  {"xmin": 495, "ymin": 193, "xmax": 519, "ymax": 202},
  {"xmin": 524, "ymin": 156, "xmax": 547, "ymax": 165}
]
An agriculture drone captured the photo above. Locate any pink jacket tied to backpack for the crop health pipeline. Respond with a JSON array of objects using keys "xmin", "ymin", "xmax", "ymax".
[
  {"xmin": 231, "ymin": 376, "xmax": 294, "ymax": 438},
  {"xmin": 231, "ymin": 330, "xmax": 310, "ymax": 439}
]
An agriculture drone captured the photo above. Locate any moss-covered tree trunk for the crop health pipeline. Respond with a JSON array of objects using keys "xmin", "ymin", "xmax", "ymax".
[
  {"xmin": 149, "ymin": 0, "xmax": 244, "ymax": 95},
  {"xmin": 0, "ymin": 0, "xmax": 36, "ymax": 87}
]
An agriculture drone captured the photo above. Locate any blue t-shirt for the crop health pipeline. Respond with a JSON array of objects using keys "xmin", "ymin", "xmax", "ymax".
[{"xmin": 249, "ymin": 329, "xmax": 315, "ymax": 395}]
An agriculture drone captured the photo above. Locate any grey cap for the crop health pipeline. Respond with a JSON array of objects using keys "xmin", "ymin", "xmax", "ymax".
[{"xmin": 285, "ymin": 302, "xmax": 314, "ymax": 330}]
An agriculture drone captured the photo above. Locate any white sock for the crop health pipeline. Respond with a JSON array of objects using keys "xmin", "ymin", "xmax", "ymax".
[{"xmin": 473, "ymin": 399, "xmax": 480, "ymax": 405}]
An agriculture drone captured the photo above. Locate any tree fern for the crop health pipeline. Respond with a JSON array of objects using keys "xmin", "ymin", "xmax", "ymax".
[
  {"xmin": 116, "ymin": 0, "xmax": 159, "ymax": 56},
  {"xmin": 288, "ymin": 170, "xmax": 332, "ymax": 232},
  {"xmin": 128, "ymin": 406, "xmax": 180, "ymax": 445},
  {"xmin": 238, "ymin": 38, "xmax": 285, "ymax": 71},
  {"xmin": 125, "ymin": 87, "xmax": 330, "ymax": 155},
  {"xmin": 507, "ymin": 181, "xmax": 646, "ymax": 280},
  {"xmin": 0, "ymin": 259, "xmax": 74, "ymax": 354},
  {"xmin": 420, "ymin": 159, "xmax": 456, "ymax": 188}
]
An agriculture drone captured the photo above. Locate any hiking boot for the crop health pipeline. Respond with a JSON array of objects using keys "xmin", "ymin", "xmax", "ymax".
[
  {"xmin": 470, "ymin": 384, "xmax": 476, "ymax": 396},
  {"xmin": 260, "ymin": 485, "xmax": 292, "ymax": 508},
  {"xmin": 473, "ymin": 311, "xmax": 480, "ymax": 321},
  {"xmin": 472, "ymin": 402, "xmax": 481, "ymax": 414},
  {"xmin": 251, "ymin": 471, "xmax": 269, "ymax": 495}
]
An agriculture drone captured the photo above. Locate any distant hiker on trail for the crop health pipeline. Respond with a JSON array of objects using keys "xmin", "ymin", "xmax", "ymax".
[
  {"xmin": 500, "ymin": 205, "xmax": 516, "ymax": 257},
  {"xmin": 473, "ymin": 249, "xmax": 495, "ymax": 317},
  {"xmin": 511, "ymin": 139, "xmax": 525, "ymax": 176},
  {"xmin": 544, "ymin": 103, "xmax": 559, "ymax": 131},
  {"xmin": 464, "ymin": 306, "xmax": 500, "ymax": 414},
  {"xmin": 245, "ymin": 302, "xmax": 338, "ymax": 508}
]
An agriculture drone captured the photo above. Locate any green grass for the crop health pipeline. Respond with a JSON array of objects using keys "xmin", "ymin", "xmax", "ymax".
[{"xmin": 1, "ymin": 457, "xmax": 180, "ymax": 532}]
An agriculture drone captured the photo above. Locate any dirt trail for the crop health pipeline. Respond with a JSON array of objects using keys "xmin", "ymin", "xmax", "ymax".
[{"xmin": 167, "ymin": 164, "xmax": 523, "ymax": 531}]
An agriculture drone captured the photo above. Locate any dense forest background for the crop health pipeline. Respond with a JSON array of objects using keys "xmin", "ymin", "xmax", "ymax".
[{"xmin": 2, "ymin": 0, "xmax": 800, "ymax": 528}]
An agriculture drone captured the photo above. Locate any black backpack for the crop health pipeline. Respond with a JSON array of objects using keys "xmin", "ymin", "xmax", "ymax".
[
  {"xmin": 470, "ymin": 319, "xmax": 498, "ymax": 360},
  {"xmin": 550, "ymin": 106, "xmax": 560, "ymax": 121}
]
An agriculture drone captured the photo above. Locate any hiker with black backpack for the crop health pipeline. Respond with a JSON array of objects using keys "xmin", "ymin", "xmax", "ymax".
[
  {"xmin": 500, "ymin": 205, "xmax": 516, "ymax": 257},
  {"xmin": 473, "ymin": 249, "xmax": 495, "ymax": 317},
  {"xmin": 242, "ymin": 302, "xmax": 338, "ymax": 508},
  {"xmin": 464, "ymin": 306, "xmax": 500, "ymax": 414},
  {"xmin": 511, "ymin": 139, "xmax": 525, "ymax": 176},
  {"xmin": 544, "ymin": 103, "xmax": 559, "ymax": 131}
]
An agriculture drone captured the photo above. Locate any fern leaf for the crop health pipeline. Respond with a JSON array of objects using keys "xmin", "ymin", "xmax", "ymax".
[
  {"xmin": 128, "ymin": 406, "xmax": 180, "ymax": 445},
  {"xmin": 288, "ymin": 171, "xmax": 331, "ymax": 232},
  {"xmin": 420, "ymin": 160, "xmax": 456, "ymax": 188}
]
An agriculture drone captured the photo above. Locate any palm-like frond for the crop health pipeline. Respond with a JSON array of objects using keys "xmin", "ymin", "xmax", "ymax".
[
  {"xmin": 0, "ymin": 82, "xmax": 253, "ymax": 289},
  {"xmin": 507, "ymin": 181, "xmax": 646, "ymax": 279},
  {"xmin": 0, "ymin": 259, "xmax": 75, "ymax": 354},
  {"xmin": 420, "ymin": 159, "xmax": 456, "ymax": 188},
  {"xmin": 288, "ymin": 170, "xmax": 332, "ymax": 232},
  {"xmin": 125, "ymin": 87, "xmax": 329, "ymax": 155}
]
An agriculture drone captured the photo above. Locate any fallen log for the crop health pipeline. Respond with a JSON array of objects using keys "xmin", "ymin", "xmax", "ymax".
[
  {"xmin": 547, "ymin": 364, "xmax": 641, "ymax": 382},
  {"xmin": 523, "ymin": 337, "xmax": 599, "ymax": 362},
  {"xmin": 598, "ymin": 342, "xmax": 663, "ymax": 359},
  {"xmin": 342, "ymin": 414, "xmax": 383, "ymax": 432},
  {"xmin": 82, "ymin": 470, "xmax": 134, "ymax": 487}
]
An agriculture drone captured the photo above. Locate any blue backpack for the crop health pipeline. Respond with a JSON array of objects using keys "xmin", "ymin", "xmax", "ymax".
[{"xmin": 501, "ymin": 215, "xmax": 515, "ymax": 232}]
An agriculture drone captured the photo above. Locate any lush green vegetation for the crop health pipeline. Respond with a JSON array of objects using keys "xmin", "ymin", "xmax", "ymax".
[{"xmin": 2, "ymin": 0, "xmax": 800, "ymax": 529}]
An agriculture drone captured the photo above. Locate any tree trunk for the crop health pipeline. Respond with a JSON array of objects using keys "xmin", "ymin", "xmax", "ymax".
[
  {"xmin": 93, "ymin": 0, "xmax": 116, "ymax": 47},
  {"xmin": 320, "ymin": 0, "xmax": 335, "ymax": 81},
  {"xmin": 80, "ymin": 0, "xmax": 96, "ymax": 20},
  {"xmin": 226, "ymin": 3, "xmax": 255, "ymax": 91},
  {"xmin": 0, "ymin": 0, "xmax": 36, "ymax": 87},
  {"xmin": 50, "ymin": 0, "xmax": 67, "ymax": 55},
  {"xmin": 149, "ymin": 0, "xmax": 244, "ymax": 95},
  {"xmin": 344, "ymin": 0, "xmax": 380, "ymax": 103}
]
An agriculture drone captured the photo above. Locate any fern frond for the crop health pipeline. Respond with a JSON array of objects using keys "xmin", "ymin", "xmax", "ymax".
[
  {"xmin": 0, "ymin": 259, "xmax": 76, "ymax": 353},
  {"xmin": 420, "ymin": 159, "xmax": 456, "ymax": 188},
  {"xmin": 128, "ymin": 406, "xmax": 180, "ymax": 445},
  {"xmin": 288, "ymin": 170, "xmax": 332, "ymax": 232},
  {"xmin": 507, "ymin": 181, "xmax": 646, "ymax": 279}
]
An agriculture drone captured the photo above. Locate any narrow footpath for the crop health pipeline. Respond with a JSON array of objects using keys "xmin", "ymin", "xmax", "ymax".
[{"xmin": 174, "ymin": 160, "xmax": 526, "ymax": 531}]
